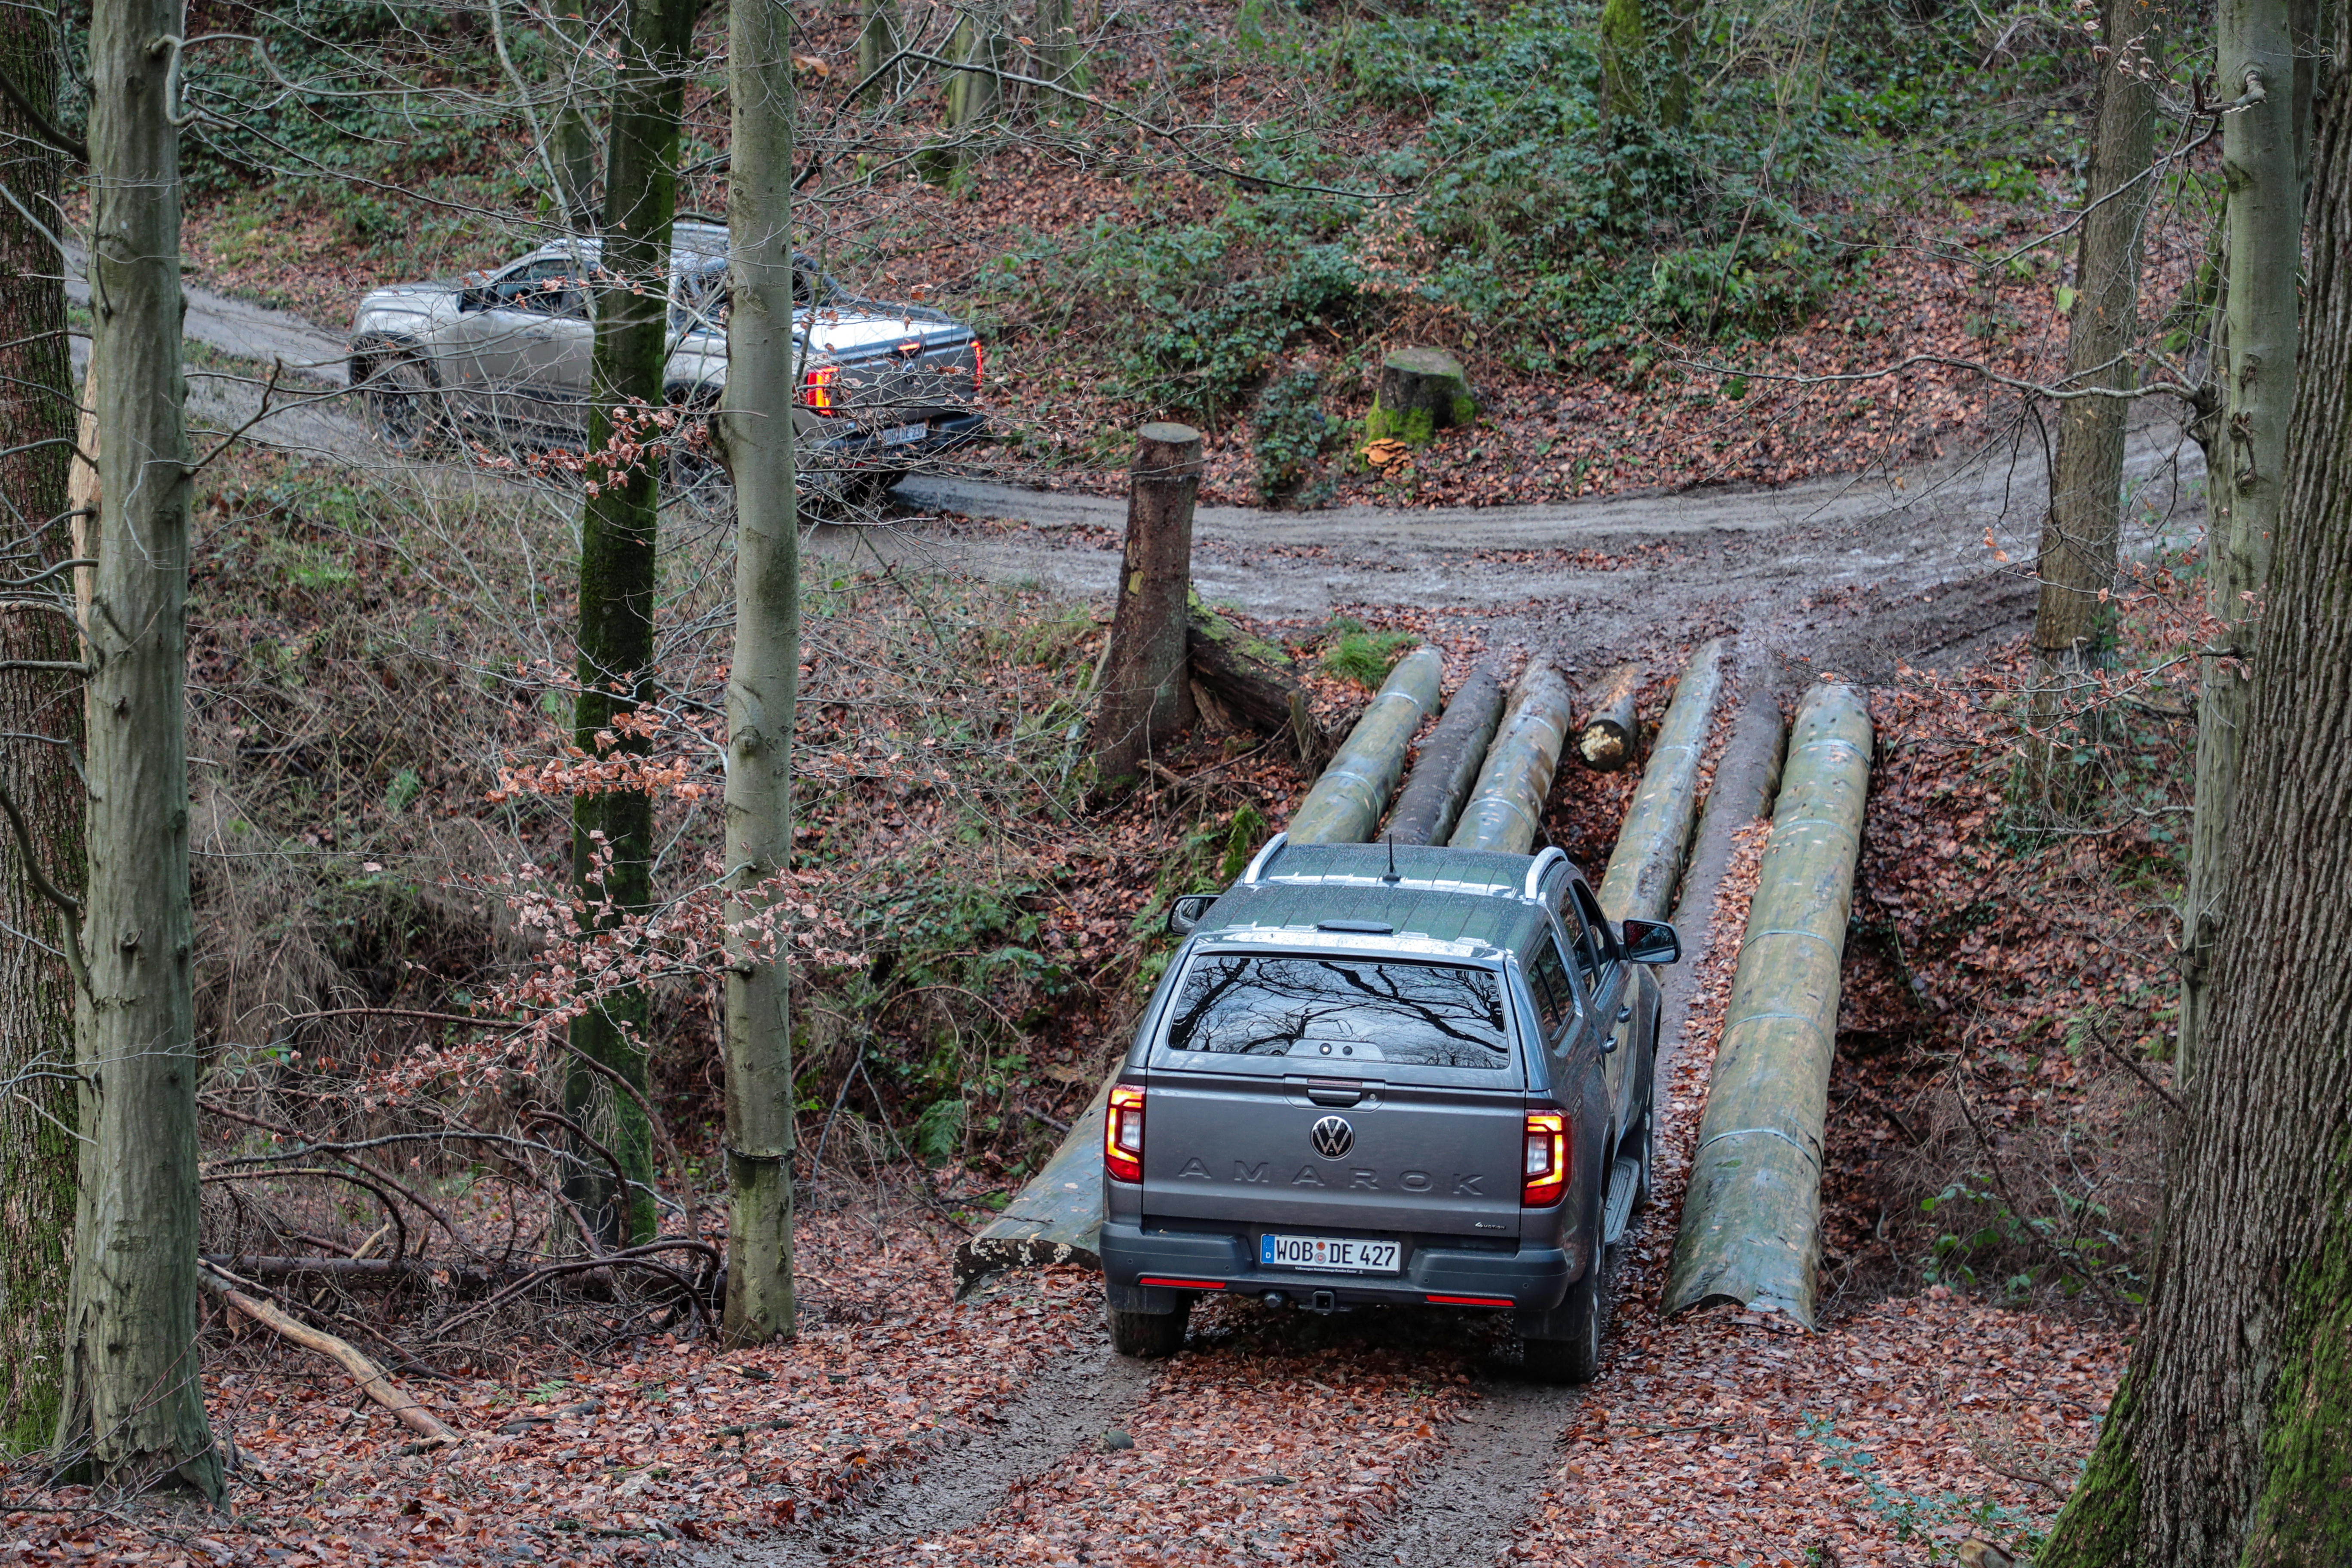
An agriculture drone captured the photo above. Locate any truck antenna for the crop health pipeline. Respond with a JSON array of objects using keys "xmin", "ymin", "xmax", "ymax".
[{"xmin": 1383, "ymin": 834, "xmax": 1400, "ymax": 884}]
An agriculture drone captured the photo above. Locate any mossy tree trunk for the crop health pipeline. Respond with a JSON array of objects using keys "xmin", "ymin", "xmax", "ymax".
[
  {"xmin": 2023, "ymin": 0, "xmax": 2162, "ymax": 814},
  {"xmin": 0, "ymin": 0, "xmax": 78, "ymax": 1455},
  {"xmin": 1090, "ymin": 423, "xmax": 1202, "ymax": 793},
  {"xmin": 2040, "ymin": 28, "xmax": 2352, "ymax": 1558},
  {"xmin": 856, "ymin": 0, "xmax": 899, "ymax": 106},
  {"xmin": 565, "ymin": 0, "xmax": 701, "ymax": 1252},
  {"xmin": 718, "ymin": 0, "xmax": 799, "ymax": 1347},
  {"xmin": 2179, "ymin": 0, "xmax": 2307, "ymax": 1073},
  {"xmin": 51, "ymin": 0, "xmax": 223, "ymax": 1500}
]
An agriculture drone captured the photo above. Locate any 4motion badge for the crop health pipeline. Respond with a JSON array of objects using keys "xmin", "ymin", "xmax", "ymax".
[{"xmin": 1310, "ymin": 1116, "xmax": 1355, "ymax": 1159}]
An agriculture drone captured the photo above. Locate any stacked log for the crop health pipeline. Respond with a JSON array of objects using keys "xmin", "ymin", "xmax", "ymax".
[
  {"xmin": 1384, "ymin": 665, "xmax": 1507, "ymax": 847},
  {"xmin": 1448, "ymin": 663, "xmax": 1575, "ymax": 855},
  {"xmin": 1575, "ymin": 661, "xmax": 1646, "ymax": 772},
  {"xmin": 1286, "ymin": 645, "xmax": 1446, "ymax": 845},
  {"xmin": 1596, "ymin": 640, "xmax": 1724, "ymax": 923},
  {"xmin": 1663, "ymin": 683, "xmax": 1873, "ymax": 1328}
]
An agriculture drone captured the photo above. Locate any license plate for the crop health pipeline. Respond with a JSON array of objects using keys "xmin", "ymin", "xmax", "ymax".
[
  {"xmin": 1259, "ymin": 1233, "xmax": 1401, "ymax": 1274},
  {"xmin": 878, "ymin": 422, "xmax": 927, "ymax": 447}
]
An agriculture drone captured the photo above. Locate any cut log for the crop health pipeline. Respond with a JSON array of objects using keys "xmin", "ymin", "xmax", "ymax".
[
  {"xmin": 201, "ymin": 1267, "xmax": 463, "ymax": 1443},
  {"xmin": 1663, "ymin": 683, "xmax": 1873, "ymax": 1329},
  {"xmin": 1185, "ymin": 599, "xmax": 1331, "ymax": 763},
  {"xmin": 952, "ymin": 1074, "xmax": 1114, "ymax": 1298},
  {"xmin": 1575, "ymin": 660, "xmax": 1646, "ymax": 772},
  {"xmin": 1286, "ymin": 645, "xmax": 1445, "ymax": 845},
  {"xmin": 1384, "ymin": 665, "xmax": 1507, "ymax": 847},
  {"xmin": 1596, "ymin": 640, "xmax": 1724, "ymax": 923},
  {"xmin": 1364, "ymin": 347, "xmax": 1476, "ymax": 446},
  {"xmin": 1448, "ymin": 662, "xmax": 1575, "ymax": 855}
]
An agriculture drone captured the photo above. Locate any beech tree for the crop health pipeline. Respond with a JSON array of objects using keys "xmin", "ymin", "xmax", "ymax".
[
  {"xmin": 718, "ymin": 0, "xmax": 799, "ymax": 1344},
  {"xmin": 2039, "ymin": 7, "xmax": 2352, "ymax": 1556},
  {"xmin": 0, "ymin": 0, "xmax": 78, "ymax": 1454},
  {"xmin": 2177, "ymin": 0, "xmax": 2311, "ymax": 1068}
]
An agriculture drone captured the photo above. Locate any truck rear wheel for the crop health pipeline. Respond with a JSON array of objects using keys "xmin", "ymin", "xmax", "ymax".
[
  {"xmin": 1108, "ymin": 1298, "xmax": 1191, "ymax": 1359},
  {"xmin": 1522, "ymin": 1242, "xmax": 1607, "ymax": 1385}
]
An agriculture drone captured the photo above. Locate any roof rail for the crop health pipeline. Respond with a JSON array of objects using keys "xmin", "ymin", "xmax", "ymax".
[
  {"xmin": 1240, "ymin": 832, "xmax": 1290, "ymax": 885},
  {"xmin": 1523, "ymin": 845, "xmax": 1568, "ymax": 901}
]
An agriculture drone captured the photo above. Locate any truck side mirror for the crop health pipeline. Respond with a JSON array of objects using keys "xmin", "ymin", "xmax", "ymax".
[
  {"xmin": 1167, "ymin": 893, "xmax": 1216, "ymax": 936},
  {"xmin": 1621, "ymin": 918, "xmax": 1681, "ymax": 965}
]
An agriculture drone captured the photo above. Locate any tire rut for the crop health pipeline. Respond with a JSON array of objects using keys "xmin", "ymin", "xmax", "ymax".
[{"xmin": 733, "ymin": 1329, "xmax": 1158, "ymax": 1565}]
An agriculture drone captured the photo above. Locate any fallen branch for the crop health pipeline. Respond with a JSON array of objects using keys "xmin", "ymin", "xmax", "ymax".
[{"xmin": 200, "ymin": 1265, "xmax": 463, "ymax": 1445}]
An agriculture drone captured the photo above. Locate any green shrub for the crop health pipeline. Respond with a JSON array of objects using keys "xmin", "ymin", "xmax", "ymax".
[{"xmin": 1250, "ymin": 369, "xmax": 1334, "ymax": 504}]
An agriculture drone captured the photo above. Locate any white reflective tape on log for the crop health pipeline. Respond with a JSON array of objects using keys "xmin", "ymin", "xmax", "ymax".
[{"xmin": 1693, "ymin": 1126, "xmax": 1822, "ymax": 1167}]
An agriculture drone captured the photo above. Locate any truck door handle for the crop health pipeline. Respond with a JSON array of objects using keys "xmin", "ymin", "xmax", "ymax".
[{"xmin": 1307, "ymin": 1086, "xmax": 1364, "ymax": 1107}]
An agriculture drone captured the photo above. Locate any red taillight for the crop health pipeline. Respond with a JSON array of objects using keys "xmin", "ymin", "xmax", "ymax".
[
  {"xmin": 1105, "ymin": 1084, "xmax": 1145, "ymax": 1184},
  {"xmin": 1522, "ymin": 1109, "xmax": 1567, "ymax": 1208},
  {"xmin": 1427, "ymin": 1293, "xmax": 1516, "ymax": 1308},
  {"xmin": 799, "ymin": 364, "xmax": 842, "ymax": 415},
  {"xmin": 1141, "ymin": 1277, "xmax": 1225, "ymax": 1290},
  {"xmin": 970, "ymin": 340, "xmax": 983, "ymax": 392}
]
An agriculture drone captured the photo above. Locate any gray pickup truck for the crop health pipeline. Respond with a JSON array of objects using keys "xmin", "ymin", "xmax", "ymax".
[
  {"xmin": 348, "ymin": 221, "xmax": 984, "ymax": 496},
  {"xmin": 1100, "ymin": 838, "xmax": 1679, "ymax": 1382}
]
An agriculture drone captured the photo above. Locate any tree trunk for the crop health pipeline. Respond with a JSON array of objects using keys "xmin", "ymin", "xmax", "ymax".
[
  {"xmin": 1090, "ymin": 423, "xmax": 1201, "ymax": 792},
  {"xmin": 566, "ymin": 0, "xmax": 700, "ymax": 1252},
  {"xmin": 857, "ymin": 0, "xmax": 900, "ymax": 105},
  {"xmin": 2042, "ymin": 29, "xmax": 2352, "ymax": 1556},
  {"xmin": 2179, "ymin": 0, "xmax": 2305, "ymax": 1075},
  {"xmin": 0, "ymin": 0, "xmax": 78, "ymax": 1454},
  {"xmin": 52, "ymin": 0, "xmax": 223, "ymax": 1499},
  {"xmin": 718, "ymin": 0, "xmax": 799, "ymax": 1349},
  {"xmin": 1031, "ymin": 0, "xmax": 1072, "ymax": 85},
  {"xmin": 945, "ymin": 7, "xmax": 1004, "ymax": 135},
  {"xmin": 548, "ymin": 11, "xmax": 601, "ymax": 230},
  {"xmin": 2023, "ymin": 0, "xmax": 2160, "ymax": 814}
]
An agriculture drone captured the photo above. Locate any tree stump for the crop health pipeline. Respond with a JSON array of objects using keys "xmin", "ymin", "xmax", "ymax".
[
  {"xmin": 1365, "ymin": 347, "xmax": 1476, "ymax": 446},
  {"xmin": 1091, "ymin": 423, "xmax": 1203, "ymax": 791}
]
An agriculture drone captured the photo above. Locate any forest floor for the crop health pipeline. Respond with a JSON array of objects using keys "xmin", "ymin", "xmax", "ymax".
[{"xmin": 0, "ymin": 732, "xmax": 2143, "ymax": 1568}]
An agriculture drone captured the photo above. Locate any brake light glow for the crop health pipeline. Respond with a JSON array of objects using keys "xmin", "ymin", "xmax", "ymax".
[
  {"xmin": 970, "ymin": 340, "xmax": 983, "ymax": 391},
  {"xmin": 1522, "ymin": 1109, "xmax": 1568, "ymax": 1207},
  {"xmin": 799, "ymin": 364, "xmax": 842, "ymax": 414},
  {"xmin": 1105, "ymin": 1084, "xmax": 1145, "ymax": 1184}
]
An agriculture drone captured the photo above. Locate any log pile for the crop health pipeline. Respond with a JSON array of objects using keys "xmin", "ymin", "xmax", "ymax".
[
  {"xmin": 1285, "ymin": 646, "xmax": 1445, "ymax": 845},
  {"xmin": 1384, "ymin": 665, "xmax": 1506, "ymax": 847},
  {"xmin": 1448, "ymin": 663, "xmax": 1575, "ymax": 855},
  {"xmin": 1596, "ymin": 641, "xmax": 1723, "ymax": 923},
  {"xmin": 1663, "ymin": 683, "xmax": 1874, "ymax": 1328}
]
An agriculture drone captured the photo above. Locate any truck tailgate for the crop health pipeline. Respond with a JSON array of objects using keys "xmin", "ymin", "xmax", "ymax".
[{"xmin": 1139, "ymin": 1068, "xmax": 1524, "ymax": 1237}]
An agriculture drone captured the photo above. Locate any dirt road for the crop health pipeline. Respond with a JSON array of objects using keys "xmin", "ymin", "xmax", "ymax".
[{"xmin": 119, "ymin": 260, "xmax": 2202, "ymax": 689}]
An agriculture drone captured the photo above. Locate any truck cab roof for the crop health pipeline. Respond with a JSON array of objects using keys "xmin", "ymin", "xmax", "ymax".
[{"xmin": 1187, "ymin": 839, "xmax": 1578, "ymax": 963}]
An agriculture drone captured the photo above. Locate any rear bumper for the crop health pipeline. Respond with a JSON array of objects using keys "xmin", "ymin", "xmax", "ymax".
[
  {"xmin": 1099, "ymin": 1218, "xmax": 1572, "ymax": 1314},
  {"xmin": 806, "ymin": 410, "xmax": 986, "ymax": 467}
]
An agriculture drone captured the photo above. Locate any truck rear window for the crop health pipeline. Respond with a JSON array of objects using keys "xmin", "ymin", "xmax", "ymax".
[{"xmin": 1160, "ymin": 955, "xmax": 1512, "ymax": 1071}]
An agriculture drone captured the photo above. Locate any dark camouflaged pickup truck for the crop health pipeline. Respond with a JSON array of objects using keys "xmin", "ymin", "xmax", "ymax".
[{"xmin": 1099, "ymin": 838, "xmax": 1680, "ymax": 1382}]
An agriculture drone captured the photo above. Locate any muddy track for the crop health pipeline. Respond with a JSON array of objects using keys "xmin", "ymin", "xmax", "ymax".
[{"xmin": 705, "ymin": 1329, "xmax": 1156, "ymax": 1565}]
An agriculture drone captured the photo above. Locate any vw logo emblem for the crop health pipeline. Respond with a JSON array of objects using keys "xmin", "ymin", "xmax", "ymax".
[{"xmin": 1310, "ymin": 1116, "xmax": 1355, "ymax": 1159}]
